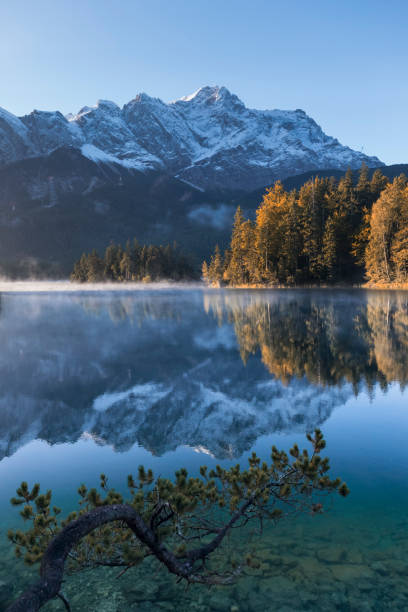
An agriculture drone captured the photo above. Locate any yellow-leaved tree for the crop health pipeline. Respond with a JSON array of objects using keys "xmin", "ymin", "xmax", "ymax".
[{"xmin": 365, "ymin": 176, "xmax": 408, "ymax": 283}]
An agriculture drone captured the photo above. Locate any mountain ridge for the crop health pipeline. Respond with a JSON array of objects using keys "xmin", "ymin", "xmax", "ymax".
[{"xmin": 0, "ymin": 85, "xmax": 383, "ymax": 191}]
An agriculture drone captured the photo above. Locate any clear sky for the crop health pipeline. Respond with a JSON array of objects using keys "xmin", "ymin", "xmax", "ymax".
[{"xmin": 0, "ymin": 0, "xmax": 406, "ymax": 164}]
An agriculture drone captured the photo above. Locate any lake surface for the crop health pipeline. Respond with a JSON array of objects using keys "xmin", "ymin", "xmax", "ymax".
[{"xmin": 0, "ymin": 287, "xmax": 408, "ymax": 611}]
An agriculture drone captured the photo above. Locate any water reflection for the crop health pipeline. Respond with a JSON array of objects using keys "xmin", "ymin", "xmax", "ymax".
[
  {"xmin": 205, "ymin": 290, "xmax": 408, "ymax": 389},
  {"xmin": 2, "ymin": 289, "xmax": 408, "ymax": 610},
  {"xmin": 0, "ymin": 289, "xmax": 407, "ymax": 464}
]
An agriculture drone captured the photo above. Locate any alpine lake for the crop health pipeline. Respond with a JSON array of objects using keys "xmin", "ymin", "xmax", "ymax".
[{"xmin": 0, "ymin": 286, "xmax": 407, "ymax": 612}]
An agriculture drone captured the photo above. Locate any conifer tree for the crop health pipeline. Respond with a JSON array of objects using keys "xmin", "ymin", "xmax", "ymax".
[
  {"xmin": 322, "ymin": 216, "xmax": 337, "ymax": 281},
  {"xmin": 208, "ymin": 244, "xmax": 224, "ymax": 285},
  {"xmin": 351, "ymin": 165, "xmax": 387, "ymax": 271},
  {"xmin": 86, "ymin": 250, "xmax": 104, "ymax": 282},
  {"xmin": 299, "ymin": 178, "xmax": 328, "ymax": 281},
  {"xmin": 202, "ymin": 260, "xmax": 209, "ymax": 283},
  {"xmin": 224, "ymin": 207, "xmax": 248, "ymax": 285},
  {"xmin": 278, "ymin": 191, "xmax": 302, "ymax": 283},
  {"xmin": 120, "ymin": 251, "xmax": 132, "ymax": 281},
  {"xmin": 356, "ymin": 163, "xmax": 371, "ymax": 208},
  {"xmin": 370, "ymin": 169, "xmax": 388, "ymax": 202},
  {"xmin": 70, "ymin": 253, "xmax": 89, "ymax": 283},
  {"xmin": 255, "ymin": 182, "xmax": 288, "ymax": 283}
]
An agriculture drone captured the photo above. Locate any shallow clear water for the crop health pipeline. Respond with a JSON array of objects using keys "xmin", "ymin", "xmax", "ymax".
[{"xmin": 0, "ymin": 288, "xmax": 408, "ymax": 611}]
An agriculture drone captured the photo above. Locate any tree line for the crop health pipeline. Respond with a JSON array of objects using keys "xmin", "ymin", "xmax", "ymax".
[
  {"xmin": 203, "ymin": 165, "xmax": 408, "ymax": 286},
  {"xmin": 71, "ymin": 240, "xmax": 197, "ymax": 283}
]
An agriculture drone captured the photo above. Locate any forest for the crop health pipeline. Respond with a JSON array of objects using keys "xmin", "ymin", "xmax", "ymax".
[
  {"xmin": 203, "ymin": 166, "xmax": 408, "ymax": 286},
  {"xmin": 71, "ymin": 240, "xmax": 197, "ymax": 283}
]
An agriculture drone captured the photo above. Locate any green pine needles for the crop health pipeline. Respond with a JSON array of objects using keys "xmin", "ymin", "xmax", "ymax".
[{"xmin": 7, "ymin": 431, "xmax": 348, "ymax": 611}]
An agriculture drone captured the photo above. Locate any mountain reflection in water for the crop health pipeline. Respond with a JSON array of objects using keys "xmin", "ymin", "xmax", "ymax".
[{"xmin": 0, "ymin": 289, "xmax": 407, "ymax": 463}]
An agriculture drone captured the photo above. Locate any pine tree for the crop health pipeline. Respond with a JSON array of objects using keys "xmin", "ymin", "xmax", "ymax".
[
  {"xmin": 255, "ymin": 182, "xmax": 288, "ymax": 283},
  {"xmin": 278, "ymin": 191, "xmax": 302, "ymax": 283},
  {"xmin": 299, "ymin": 178, "xmax": 328, "ymax": 281},
  {"xmin": 356, "ymin": 163, "xmax": 371, "ymax": 207},
  {"xmin": 202, "ymin": 261, "xmax": 209, "ymax": 284},
  {"xmin": 370, "ymin": 169, "xmax": 388, "ymax": 202},
  {"xmin": 87, "ymin": 250, "xmax": 104, "ymax": 282},
  {"xmin": 70, "ymin": 253, "xmax": 89, "ymax": 282},
  {"xmin": 322, "ymin": 216, "xmax": 337, "ymax": 281},
  {"xmin": 351, "ymin": 165, "xmax": 386, "ymax": 272},
  {"xmin": 120, "ymin": 251, "xmax": 133, "ymax": 281},
  {"xmin": 208, "ymin": 244, "xmax": 224, "ymax": 285},
  {"xmin": 224, "ymin": 207, "xmax": 248, "ymax": 285},
  {"xmin": 104, "ymin": 244, "xmax": 122, "ymax": 280}
]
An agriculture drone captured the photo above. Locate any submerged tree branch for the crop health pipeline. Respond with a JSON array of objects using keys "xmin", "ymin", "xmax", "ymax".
[
  {"xmin": 7, "ymin": 430, "xmax": 348, "ymax": 611},
  {"xmin": 6, "ymin": 504, "xmax": 189, "ymax": 612}
]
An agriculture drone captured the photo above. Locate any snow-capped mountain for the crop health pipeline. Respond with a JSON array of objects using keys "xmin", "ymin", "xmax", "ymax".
[{"xmin": 0, "ymin": 86, "xmax": 382, "ymax": 191}]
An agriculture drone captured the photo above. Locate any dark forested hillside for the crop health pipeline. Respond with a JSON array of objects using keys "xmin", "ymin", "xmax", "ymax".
[
  {"xmin": 0, "ymin": 144, "xmax": 404, "ymax": 280},
  {"xmin": 0, "ymin": 147, "xmax": 237, "ymax": 277}
]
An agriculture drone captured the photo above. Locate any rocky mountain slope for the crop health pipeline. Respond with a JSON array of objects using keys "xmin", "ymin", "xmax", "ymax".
[{"xmin": 0, "ymin": 86, "xmax": 382, "ymax": 191}]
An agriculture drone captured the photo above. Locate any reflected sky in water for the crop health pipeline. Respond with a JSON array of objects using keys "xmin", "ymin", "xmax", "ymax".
[{"xmin": 0, "ymin": 288, "xmax": 408, "ymax": 525}]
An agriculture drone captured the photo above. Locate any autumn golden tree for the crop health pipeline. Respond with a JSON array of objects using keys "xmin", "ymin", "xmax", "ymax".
[
  {"xmin": 201, "ymin": 168, "xmax": 407, "ymax": 288},
  {"xmin": 365, "ymin": 176, "xmax": 408, "ymax": 283}
]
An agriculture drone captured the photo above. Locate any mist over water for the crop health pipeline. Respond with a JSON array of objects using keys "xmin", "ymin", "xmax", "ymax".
[
  {"xmin": 0, "ymin": 280, "xmax": 205, "ymax": 293},
  {"xmin": 0, "ymin": 287, "xmax": 407, "ymax": 610}
]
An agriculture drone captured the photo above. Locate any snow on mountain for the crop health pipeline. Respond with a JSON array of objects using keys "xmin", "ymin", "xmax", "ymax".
[
  {"xmin": 0, "ymin": 86, "xmax": 383, "ymax": 191},
  {"xmin": 88, "ymin": 375, "xmax": 350, "ymax": 457},
  {"xmin": 0, "ymin": 107, "xmax": 36, "ymax": 165}
]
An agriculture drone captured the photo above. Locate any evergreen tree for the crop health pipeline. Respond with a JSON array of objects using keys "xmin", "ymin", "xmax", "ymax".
[
  {"xmin": 255, "ymin": 182, "xmax": 288, "ymax": 283},
  {"xmin": 202, "ymin": 260, "xmax": 209, "ymax": 283},
  {"xmin": 356, "ymin": 163, "xmax": 371, "ymax": 208},
  {"xmin": 120, "ymin": 251, "xmax": 133, "ymax": 281},
  {"xmin": 322, "ymin": 216, "xmax": 337, "ymax": 281},
  {"xmin": 352, "ymin": 166, "xmax": 388, "ymax": 271},
  {"xmin": 299, "ymin": 177, "xmax": 328, "ymax": 281},
  {"xmin": 104, "ymin": 244, "xmax": 122, "ymax": 280},
  {"xmin": 208, "ymin": 244, "xmax": 224, "ymax": 285},
  {"xmin": 224, "ymin": 207, "xmax": 249, "ymax": 285},
  {"xmin": 87, "ymin": 250, "xmax": 104, "ymax": 282},
  {"xmin": 278, "ymin": 191, "xmax": 303, "ymax": 283},
  {"xmin": 70, "ymin": 253, "xmax": 89, "ymax": 283},
  {"xmin": 370, "ymin": 169, "xmax": 388, "ymax": 201}
]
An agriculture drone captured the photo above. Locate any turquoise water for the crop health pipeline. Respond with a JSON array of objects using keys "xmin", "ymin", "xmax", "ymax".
[{"xmin": 0, "ymin": 288, "xmax": 408, "ymax": 610}]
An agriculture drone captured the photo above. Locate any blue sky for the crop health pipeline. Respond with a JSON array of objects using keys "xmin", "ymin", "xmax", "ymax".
[{"xmin": 1, "ymin": 0, "xmax": 406, "ymax": 164}]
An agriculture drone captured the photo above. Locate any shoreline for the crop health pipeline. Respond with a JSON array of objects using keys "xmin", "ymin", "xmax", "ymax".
[{"xmin": 0, "ymin": 280, "xmax": 407, "ymax": 293}]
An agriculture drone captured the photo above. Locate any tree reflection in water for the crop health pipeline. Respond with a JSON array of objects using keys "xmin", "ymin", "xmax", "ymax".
[{"xmin": 204, "ymin": 290, "xmax": 408, "ymax": 391}]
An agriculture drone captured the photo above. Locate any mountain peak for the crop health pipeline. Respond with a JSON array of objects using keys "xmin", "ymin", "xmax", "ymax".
[
  {"xmin": 176, "ymin": 85, "xmax": 236, "ymax": 104},
  {"xmin": 96, "ymin": 99, "xmax": 120, "ymax": 112}
]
